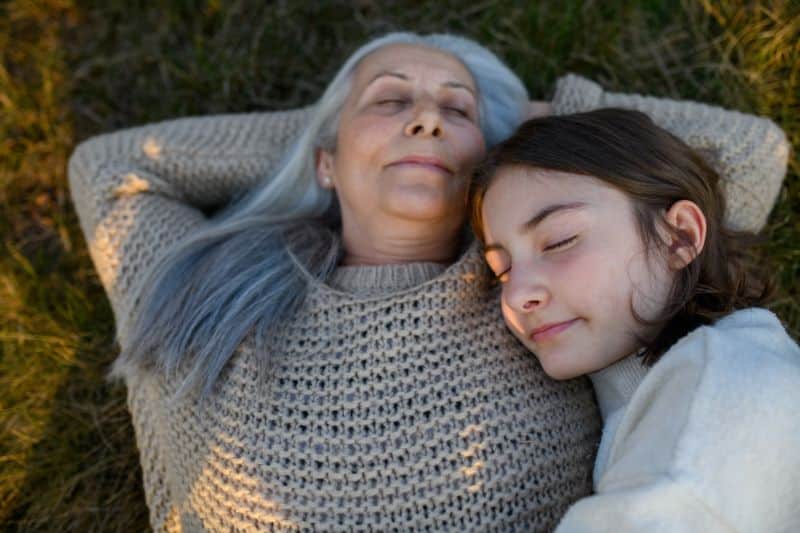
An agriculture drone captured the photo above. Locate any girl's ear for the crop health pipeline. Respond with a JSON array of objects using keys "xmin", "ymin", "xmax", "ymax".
[
  {"xmin": 315, "ymin": 148, "xmax": 336, "ymax": 189},
  {"xmin": 663, "ymin": 200, "xmax": 707, "ymax": 271}
]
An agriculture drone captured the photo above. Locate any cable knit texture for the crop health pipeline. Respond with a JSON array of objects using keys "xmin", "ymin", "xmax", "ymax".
[{"xmin": 68, "ymin": 75, "xmax": 788, "ymax": 531}]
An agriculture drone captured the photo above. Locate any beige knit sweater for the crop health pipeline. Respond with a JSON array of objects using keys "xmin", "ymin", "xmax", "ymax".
[{"xmin": 68, "ymin": 75, "xmax": 788, "ymax": 531}]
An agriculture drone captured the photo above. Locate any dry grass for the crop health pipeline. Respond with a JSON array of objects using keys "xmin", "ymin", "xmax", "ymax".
[{"xmin": 1, "ymin": 0, "xmax": 797, "ymax": 530}]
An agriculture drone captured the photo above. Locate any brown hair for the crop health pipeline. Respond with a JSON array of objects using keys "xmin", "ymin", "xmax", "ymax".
[{"xmin": 470, "ymin": 108, "xmax": 772, "ymax": 364}]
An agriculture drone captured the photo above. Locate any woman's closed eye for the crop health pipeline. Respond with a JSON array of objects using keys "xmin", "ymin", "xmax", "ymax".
[
  {"xmin": 443, "ymin": 105, "xmax": 469, "ymax": 118},
  {"xmin": 376, "ymin": 98, "xmax": 409, "ymax": 109}
]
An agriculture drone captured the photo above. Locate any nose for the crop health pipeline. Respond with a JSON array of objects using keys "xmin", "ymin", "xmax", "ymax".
[
  {"xmin": 404, "ymin": 103, "xmax": 443, "ymax": 138},
  {"xmin": 504, "ymin": 273, "xmax": 550, "ymax": 314}
]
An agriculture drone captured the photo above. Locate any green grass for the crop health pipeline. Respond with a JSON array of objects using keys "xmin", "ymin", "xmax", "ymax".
[{"xmin": 1, "ymin": 0, "xmax": 797, "ymax": 530}]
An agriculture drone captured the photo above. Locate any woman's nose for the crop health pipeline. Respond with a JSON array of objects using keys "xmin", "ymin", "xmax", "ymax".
[{"xmin": 404, "ymin": 105, "xmax": 443, "ymax": 138}]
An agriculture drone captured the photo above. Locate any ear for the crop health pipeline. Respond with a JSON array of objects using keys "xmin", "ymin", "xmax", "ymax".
[
  {"xmin": 315, "ymin": 148, "xmax": 336, "ymax": 189},
  {"xmin": 663, "ymin": 200, "xmax": 707, "ymax": 271}
]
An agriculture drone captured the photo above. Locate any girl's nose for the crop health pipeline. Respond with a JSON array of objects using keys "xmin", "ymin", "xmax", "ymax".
[
  {"xmin": 505, "ymin": 276, "xmax": 550, "ymax": 313},
  {"xmin": 404, "ymin": 105, "xmax": 443, "ymax": 138}
]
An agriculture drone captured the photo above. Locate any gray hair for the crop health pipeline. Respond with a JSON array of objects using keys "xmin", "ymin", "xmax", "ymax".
[{"xmin": 113, "ymin": 32, "xmax": 529, "ymax": 399}]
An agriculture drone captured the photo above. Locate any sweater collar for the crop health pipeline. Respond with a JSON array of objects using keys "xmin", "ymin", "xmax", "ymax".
[
  {"xmin": 328, "ymin": 261, "xmax": 449, "ymax": 296},
  {"xmin": 589, "ymin": 353, "xmax": 649, "ymax": 422}
]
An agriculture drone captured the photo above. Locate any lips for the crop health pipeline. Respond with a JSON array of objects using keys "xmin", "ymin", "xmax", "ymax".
[
  {"xmin": 529, "ymin": 318, "xmax": 580, "ymax": 343},
  {"xmin": 387, "ymin": 155, "xmax": 453, "ymax": 175}
]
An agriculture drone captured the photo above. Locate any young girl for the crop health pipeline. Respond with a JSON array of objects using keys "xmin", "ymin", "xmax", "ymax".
[{"xmin": 470, "ymin": 108, "xmax": 800, "ymax": 531}]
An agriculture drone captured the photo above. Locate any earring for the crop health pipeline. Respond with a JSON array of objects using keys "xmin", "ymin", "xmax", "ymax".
[{"xmin": 323, "ymin": 176, "xmax": 332, "ymax": 187}]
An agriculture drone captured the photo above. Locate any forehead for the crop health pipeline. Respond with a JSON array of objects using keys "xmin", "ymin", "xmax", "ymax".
[
  {"xmin": 486, "ymin": 167, "xmax": 574, "ymax": 208},
  {"xmin": 481, "ymin": 166, "xmax": 629, "ymax": 232},
  {"xmin": 352, "ymin": 43, "xmax": 476, "ymax": 90}
]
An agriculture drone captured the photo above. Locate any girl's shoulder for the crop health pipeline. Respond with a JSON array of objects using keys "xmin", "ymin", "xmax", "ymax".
[
  {"xmin": 612, "ymin": 307, "xmax": 800, "ymax": 459},
  {"xmin": 638, "ymin": 308, "xmax": 800, "ymax": 405},
  {"xmin": 670, "ymin": 307, "xmax": 800, "ymax": 375},
  {"xmin": 598, "ymin": 309, "xmax": 800, "ymax": 508}
]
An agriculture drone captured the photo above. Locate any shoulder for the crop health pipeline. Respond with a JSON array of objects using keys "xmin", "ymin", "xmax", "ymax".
[
  {"xmin": 659, "ymin": 308, "xmax": 800, "ymax": 397},
  {"xmin": 638, "ymin": 308, "xmax": 800, "ymax": 426},
  {"xmin": 599, "ymin": 309, "xmax": 800, "ymax": 524},
  {"xmin": 600, "ymin": 310, "xmax": 800, "ymax": 466}
]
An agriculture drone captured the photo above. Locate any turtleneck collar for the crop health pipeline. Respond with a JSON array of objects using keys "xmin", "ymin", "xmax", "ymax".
[{"xmin": 589, "ymin": 353, "xmax": 650, "ymax": 422}]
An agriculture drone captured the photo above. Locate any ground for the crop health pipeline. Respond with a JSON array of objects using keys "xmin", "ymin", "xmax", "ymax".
[{"xmin": 1, "ymin": 1, "xmax": 797, "ymax": 530}]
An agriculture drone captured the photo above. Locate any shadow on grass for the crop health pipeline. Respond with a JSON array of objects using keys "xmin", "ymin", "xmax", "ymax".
[{"xmin": 5, "ymin": 357, "xmax": 151, "ymax": 532}]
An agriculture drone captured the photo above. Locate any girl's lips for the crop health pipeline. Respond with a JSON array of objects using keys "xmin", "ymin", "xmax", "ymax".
[{"xmin": 530, "ymin": 318, "xmax": 580, "ymax": 343}]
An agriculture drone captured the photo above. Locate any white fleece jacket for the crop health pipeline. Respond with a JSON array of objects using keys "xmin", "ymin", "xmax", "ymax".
[{"xmin": 557, "ymin": 308, "xmax": 800, "ymax": 532}]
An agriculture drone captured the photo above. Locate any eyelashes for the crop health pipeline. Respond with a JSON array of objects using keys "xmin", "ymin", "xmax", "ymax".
[
  {"xmin": 445, "ymin": 107, "xmax": 468, "ymax": 117},
  {"xmin": 376, "ymin": 98, "xmax": 408, "ymax": 110},
  {"xmin": 374, "ymin": 99, "xmax": 472, "ymax": 119},
  {"xmin": 487, "ymin": 235, "xmax": 579, "ymax": 283},
  {"xmin": 543, "ymin": 235, "xmax": 578, "ymax": 252}
]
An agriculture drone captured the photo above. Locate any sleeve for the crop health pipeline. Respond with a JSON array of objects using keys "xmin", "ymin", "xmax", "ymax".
[
  {"xmin": 555, "ymin": 481, "xmax": 737, "ymax": 533},
  {"xmin": 67, "ymin": 107, "xmax": 311, "ymax": 324},
  {"xmin": 551, "ymin": 74, "xmax": 790, "ymax": 233},
  {"xmin": 126, "ymin": 372, "xmax": 181, "ymax": 532}
]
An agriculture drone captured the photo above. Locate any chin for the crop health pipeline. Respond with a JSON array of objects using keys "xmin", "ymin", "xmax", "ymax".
[
  {"xmin": 536, "ymin": 351, "xmax": 584, "ymax": 381},
  {"xmin": 541, "ymin": 363, "xmax": 582, "ymax": 381},
  {"xmin": 384, "ymin": 186, "xmax": 465, "ymax": 223}
]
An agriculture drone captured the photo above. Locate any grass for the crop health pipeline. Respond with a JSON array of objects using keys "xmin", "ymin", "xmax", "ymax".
[{"xmin": 1, "ymin": 0, "xmax": 797, "ymax": 530}]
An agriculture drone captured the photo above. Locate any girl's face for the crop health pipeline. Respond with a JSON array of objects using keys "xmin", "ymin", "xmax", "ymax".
[{"xmin": 480, "ymin": 166, "xmax": 674, "ymax": 379}]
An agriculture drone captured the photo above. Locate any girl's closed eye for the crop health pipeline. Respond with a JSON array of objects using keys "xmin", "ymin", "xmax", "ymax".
[
  {"xmin": 484, "ymin": 251, "xmax": 510, "ymax": 283},
  {"xmin": 493, "ymin": 267, "xmax": 510, "ymax": 283},
  {"xmin": 543, "ymin": 235, "xmax": 578, "ymax": 252}
]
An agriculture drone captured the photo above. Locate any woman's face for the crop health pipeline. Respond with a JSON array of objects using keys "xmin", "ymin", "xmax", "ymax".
[
  {"xmin": 318, "ymin": 44, "xmax": 485, "ymax": 260},
  {"xmin": 480, "ymin": 167, "xmax": 674, "ymax": 380}
]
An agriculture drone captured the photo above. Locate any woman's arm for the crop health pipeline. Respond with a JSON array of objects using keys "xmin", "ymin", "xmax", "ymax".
[
  {"xmin": 126, "ymin": 372, "xmax": 180, "ymax": 531},
  {"xmin": 550, "ymin": 74, "xmax": 790, "ymax": 233},
  {"xmin": 68, "ymin": 108, "xmax": 311, "ymax": 322}
]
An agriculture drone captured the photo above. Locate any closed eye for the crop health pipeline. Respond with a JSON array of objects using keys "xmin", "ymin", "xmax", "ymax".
[
  {"xmin": 492, "ymin": 268, "xmax": 510, "ymax": 284},
  {"xmin": 544, "ymin": 235, "xmax": 578, "ymax": 252},
  {"xmin": 444, "ymin": 106, "xmax": 469, "ymax": 117},
  {"xmin": 376, "ymin": 99, "xmax": 409, "ymax": 109}
]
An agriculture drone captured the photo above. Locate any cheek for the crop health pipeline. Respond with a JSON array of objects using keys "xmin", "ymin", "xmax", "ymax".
[
  {"xmin": 629, "ymin": 255, "xmax": 674, "ymax": 321},
  {"xmin": 500, "ymin": 297, "xmax": 530, "ymax": 345},
  {"xmin": 552, "ymin": 248, "xmax": 631, "ymax": 312},
  {"xmin": 453, "ymin": 126, "xmax": 485, "ymax": 168},
  {"xmin": 337, "ymin": 116, "xmax": 396, "ymax": 163},
  {"xmin": 500, "ymin": 297, "xmax": 521, "ymax": 332}
]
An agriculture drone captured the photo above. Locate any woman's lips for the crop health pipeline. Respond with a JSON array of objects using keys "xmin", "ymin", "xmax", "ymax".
[
  {"xmin": 529, "ymin": 318, "xmax": 580, "ymax": 343},
  {"xmin": 387, "ymin": 156, "xmax": 453, "ymax": 175}
]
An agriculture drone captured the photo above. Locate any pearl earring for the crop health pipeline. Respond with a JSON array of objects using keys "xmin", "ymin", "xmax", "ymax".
[{"xmin": 323, "ymin": 176, "xmax": 332, "ymax": 187}]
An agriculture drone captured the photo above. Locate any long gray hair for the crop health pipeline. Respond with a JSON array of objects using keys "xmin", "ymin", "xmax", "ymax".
[{"xmin": 113, "ymin": 32, "xmax": 529, "ymax": 398}]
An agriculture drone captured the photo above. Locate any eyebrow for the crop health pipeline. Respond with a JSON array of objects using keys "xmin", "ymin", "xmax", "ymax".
[
  {"xmin": 366, "ymin": 71, "xmax": 477, "ymax": 97},
  {"xmin": 483, "ymin": 202, "xmax": 587, "ymax": 253}
]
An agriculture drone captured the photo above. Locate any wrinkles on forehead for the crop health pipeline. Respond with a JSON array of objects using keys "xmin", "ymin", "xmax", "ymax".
[{"xmin": 348, "ymin": 44, "xmax": 478, "ymax": 104}]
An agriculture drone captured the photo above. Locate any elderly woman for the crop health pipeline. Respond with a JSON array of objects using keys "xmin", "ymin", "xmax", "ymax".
[{"xmin": 68, "ymin": 32, "xmax": 786, "ymax": 531}]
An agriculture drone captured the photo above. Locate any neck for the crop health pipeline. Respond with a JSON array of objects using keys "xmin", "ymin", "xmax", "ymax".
[{"xmin": 340, "ymin": 219, "xmax": 462, "ymax": 266}]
